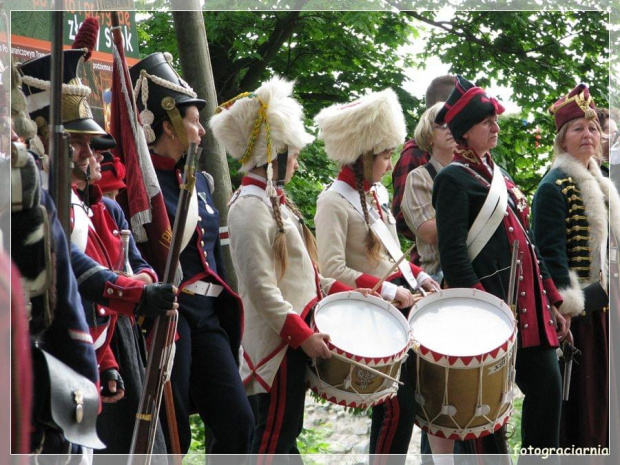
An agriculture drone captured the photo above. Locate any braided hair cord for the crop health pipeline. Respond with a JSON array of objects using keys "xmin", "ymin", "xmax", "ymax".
[{"xmin": 353, "ymin": 158, "xmax": 382, "ymax": 266}]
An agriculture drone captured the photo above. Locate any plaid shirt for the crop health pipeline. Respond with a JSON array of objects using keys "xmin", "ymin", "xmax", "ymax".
[{"xmin": 391, "ymin": 138, "xmax": 431, "ymax": 240}]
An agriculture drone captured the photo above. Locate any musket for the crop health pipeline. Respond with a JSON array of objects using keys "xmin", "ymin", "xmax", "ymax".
[
  {"xmin": 47, "ymin": 8, "xmax": 72, "ymax": 239},
  {"xmin": 129, "ymin": 142, "xmax": 201, "ymax": 461},
  {"xmin": 492, "ymin": 240, "xmax": 521, "ymax": 460}
]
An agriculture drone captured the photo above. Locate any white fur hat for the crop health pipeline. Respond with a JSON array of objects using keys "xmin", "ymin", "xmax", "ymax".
[
  {"xmin": 210, "ymin": 75, "xmax": 314, "ymax": 172},
  {"xmin": 314, "ymin": 88, "xmax": 406, "ymax": 166}
]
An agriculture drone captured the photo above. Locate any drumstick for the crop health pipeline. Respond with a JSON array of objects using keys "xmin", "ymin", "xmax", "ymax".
[
  {"xmin": 329, "ymin": 351, "xmax": 404, "ymax": 386},
  {"xmin": 370, "ymin": 244, "xmax": 416, "ymax": 294}
]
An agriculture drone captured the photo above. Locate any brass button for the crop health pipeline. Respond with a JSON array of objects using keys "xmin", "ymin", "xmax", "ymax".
[
  {"xmin": 520, "ymin": 291, "xmax": 526, "ymax": 296},
  {"xmin": 523, "ymin": 323, "xmax": 529, "ymax": 329},
  {"xmin": 73, "ymin": 390, "xmax": 84, "ymax": 423},
  {"xmin": 521, "ymin": 308, "xmax": 527, "ymax": 314},
  {"xmin": 508, "ymin": 227, "xmax": 514, "ymax": 232},
  {"xmin": 107, "ymin": 288, "xmax": 114, "ymax": 295}
]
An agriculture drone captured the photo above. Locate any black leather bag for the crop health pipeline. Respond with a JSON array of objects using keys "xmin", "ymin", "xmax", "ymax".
[
  {"xmin": 583, "ymin": 281, "xmax": 609, "ymax": 316},
  {"xmin": 31, "ymin": 346, "xmax": 105, "ymax": 449}
]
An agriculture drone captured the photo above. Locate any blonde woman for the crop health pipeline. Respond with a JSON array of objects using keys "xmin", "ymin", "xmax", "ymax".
[
  {"xmin": 401, "ymin": 101, "xmax": 456, "ymax": 282},
  {"xmin": 532, "ymin": 83, "xmax": 616, "ymax": 448}
]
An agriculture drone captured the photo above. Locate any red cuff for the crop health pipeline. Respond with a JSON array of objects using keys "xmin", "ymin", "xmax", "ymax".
[
  {"xmin": 103, "ymin": 276, "xmax": 145, "ymax": 315},
  {"xmin": 98, "ymin": 345, "xmax": 119, "ymax": 373},
  {"xmin": 410, "ymin": 262, "xmax": 423, "ymax": 277},
  {"xmin": 280, "ymin": 313, "xmax": 314, "ymax": 349},
  {"xmin": 328, "ymin": 280, "xmax": 353, "ymax": 295},
  {"xmin": 355, "ymin": 273, "xmax": 380, "ymax": 289},
  {"xmin": 543, "ymin": 277, "xmax": 563, "ymax": 307},
  {"xmin": 473, "ymin": 282, "xmax": 485, "ymax": 292}
]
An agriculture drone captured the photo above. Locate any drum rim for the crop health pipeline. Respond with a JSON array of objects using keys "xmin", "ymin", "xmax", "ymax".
[
  {"xmin": 313, "ymin": 291, "xmax": 413, "ymax": 366},
  {"xmin": 408, "ymin": 288, "xmax": 517, "ymax": 367},
  {"xmin": 415, "ymin": 406, "xmax": 512, "ymax": 441}
]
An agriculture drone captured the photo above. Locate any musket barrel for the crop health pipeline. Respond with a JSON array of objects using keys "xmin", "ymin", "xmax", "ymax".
[
  {"xmin": 48, "ymin": 9, "xmax": 71, "ymax": 238},
  {"xmin": 129, "ymin": 143, "xmax": 200, "ymax": 461}
]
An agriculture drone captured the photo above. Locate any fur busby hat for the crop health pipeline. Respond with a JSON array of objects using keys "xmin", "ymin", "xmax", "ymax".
[
  {"xmin": 95, "ymin": 151, "xmax": 126, "ymax": 194},
  {"xmin": 19, "ymin": 49, "xmax": 106, "ymax": 136},
  {"xmin": 435, "ymin": 75, "xmax": 505, "ymax": 144},
  {"xmin": 549, "ymin": 83, "xmax": 597, "ymax": 132},
  {"xmin": 314, "ymin": 88, "xmax": 406, "ymax": 166},
  {"xmin": 210, "ymin": 75, "xmax": 314, "ymax": 172},
  {"xmin": 130, "ymin": 52, "xmax": 206, "ymax": 145}
]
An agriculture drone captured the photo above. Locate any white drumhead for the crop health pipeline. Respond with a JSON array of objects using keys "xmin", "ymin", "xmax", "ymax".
[
  {"xmin": 314, "ymin": 292, "xmax": 410, "ymax": 358},
  {"xmin": 408, "ymin": 288, "xmax": 514, "ymax": 357}
]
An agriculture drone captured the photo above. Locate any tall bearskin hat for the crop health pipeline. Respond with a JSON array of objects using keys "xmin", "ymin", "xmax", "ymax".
[
  {"xmin": 210, "ymin": 75, "xmax": 314, "ymax": 172},
  {"xmin": 313, "ymin": 88, "xmax": 406, "ymax": 166}
]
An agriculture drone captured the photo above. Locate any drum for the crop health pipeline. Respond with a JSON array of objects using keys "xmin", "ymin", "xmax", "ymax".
[
  {"xmin": 408, "ymin": 288, "xmax": 517, "ymax": 440},
  {"xmin": 306, "ymin": 291, "xmax": 413, "ymax": 409}
]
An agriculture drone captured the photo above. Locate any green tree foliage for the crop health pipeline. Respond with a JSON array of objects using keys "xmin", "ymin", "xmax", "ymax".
[
  {"xmin": 137, "ymin": 9, "xmax": 609, "ymax": 217},
  {"xmin": 410, "ymin": 10, "xmax": 609, "ymax": 198}
]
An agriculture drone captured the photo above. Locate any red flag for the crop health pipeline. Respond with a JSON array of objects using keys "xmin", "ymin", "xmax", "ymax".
[{"xmin": 109, "ymin": 29, "xmax": 172, "ymax": 279}]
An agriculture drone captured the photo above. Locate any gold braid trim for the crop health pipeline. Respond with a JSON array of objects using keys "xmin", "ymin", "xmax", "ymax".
[
  {"xmin": 549, "ymin": 90, "xmax": 597, "ymax": 120},
  {"xmin": 162, "ymin": 96, "xmax": 189, "ymax": 152},
  {"xmin": 215, "ymin": 92, "xmax": 273, "ymax": 166}
]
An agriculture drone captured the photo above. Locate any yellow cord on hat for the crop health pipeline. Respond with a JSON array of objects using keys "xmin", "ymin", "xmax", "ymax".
[{"xmin": 215, "ymin": 92, "xmax": 274, "ymax": 167}]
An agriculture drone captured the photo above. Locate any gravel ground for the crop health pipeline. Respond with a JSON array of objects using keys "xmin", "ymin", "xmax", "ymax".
[{"xmin": 303, "ymin": 393, "xmax": 422, "ymax": 456}]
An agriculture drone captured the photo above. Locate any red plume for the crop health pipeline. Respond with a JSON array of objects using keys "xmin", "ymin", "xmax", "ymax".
[
  {"xmin": 72, "ymin": 17, "xmax": 99, "ymax": 61},
  {"xmin": 113, "ymin": 156, "xmax": 126, "ymax": 180}
]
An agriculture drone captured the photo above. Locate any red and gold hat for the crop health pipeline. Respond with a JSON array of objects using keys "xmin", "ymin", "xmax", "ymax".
[
  {"xmin": 95, "ymin": 151, "xmax": 126, "ymax": 194},
  {"xmin": 549, "ymin": 83, "xmax": 597, "ymax": 132}
]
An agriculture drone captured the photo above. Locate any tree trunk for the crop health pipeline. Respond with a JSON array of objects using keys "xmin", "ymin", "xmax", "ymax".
[{"xmin": 171, "ymin": 5, "xmax": 238, "ymax": 291}]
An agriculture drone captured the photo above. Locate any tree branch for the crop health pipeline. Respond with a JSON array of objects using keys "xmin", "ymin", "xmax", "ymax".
[{"xmin": 236, "ymin": 11, "xmax": 302, "ymax": 93}]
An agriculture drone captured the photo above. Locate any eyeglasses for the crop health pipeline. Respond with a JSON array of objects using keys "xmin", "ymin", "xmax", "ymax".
[{"xmin": 432, "ymin": 123, "xmax": 449, "ymax": 131}]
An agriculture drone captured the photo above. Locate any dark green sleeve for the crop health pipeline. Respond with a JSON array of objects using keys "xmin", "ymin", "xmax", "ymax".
[
  {"xmin": 433, "ymin": 168, "xmax": 482, "ymax": 289},
  {"xmin": 531, "ymin": 180, "xmax": 571, "ymax": 289}
]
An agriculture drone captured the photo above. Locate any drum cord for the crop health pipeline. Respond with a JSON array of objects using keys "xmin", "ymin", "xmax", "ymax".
[
  {"xmin": 415, "ymin": 350, "xmax": 517, "ymax": 440},
  {"xmin": 310, "ymin": 359, "xmax": 399, "ymax": 408}
]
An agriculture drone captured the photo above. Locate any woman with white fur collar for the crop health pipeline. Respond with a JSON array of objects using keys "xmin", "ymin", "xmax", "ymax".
[{"xmin": 532, "ymin": 83, "xmax": 615, "ymax": 449}]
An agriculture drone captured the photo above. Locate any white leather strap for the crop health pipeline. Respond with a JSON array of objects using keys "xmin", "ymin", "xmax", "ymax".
[
  {"xmin": 93, "ymin": 326, "xmax": 109, "ymax": 350},
  {"xmin": 329, "ymin": 180, "xmax": 418, "ymax": 289},
  {"xmin": 183, "ymin": 280, "xmax": 223, "ymax": 298},
  {"xmin": 454, "ymin": 163, "xmax": 508, "ymax": 261}
]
